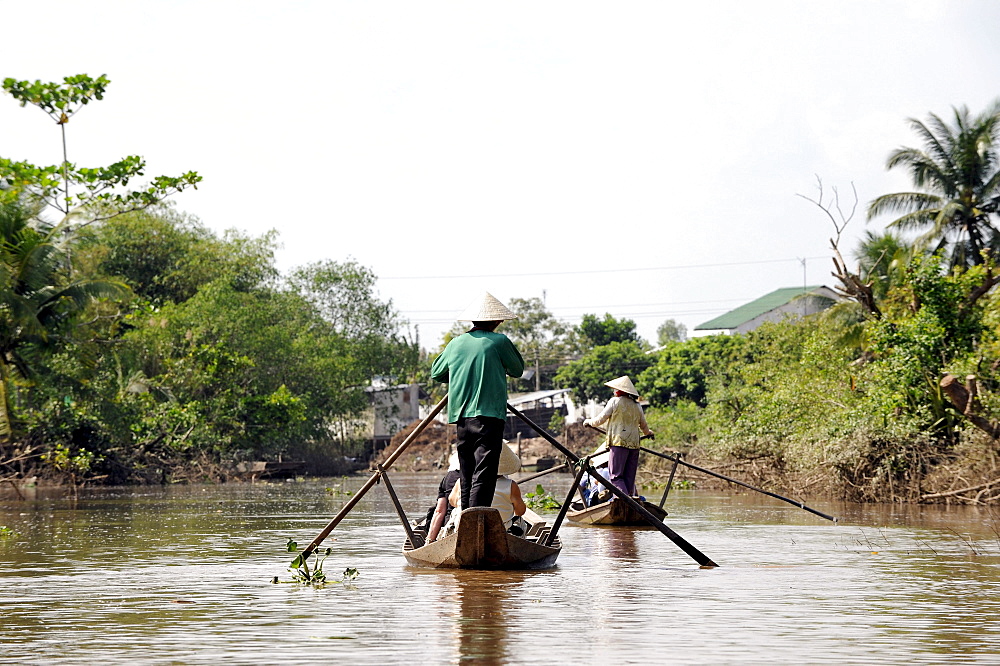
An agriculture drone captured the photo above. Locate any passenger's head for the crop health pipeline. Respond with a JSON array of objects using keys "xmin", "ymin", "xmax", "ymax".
[{"xmin": 497, "ymin": 442, "xmax": 521, "ymax": 476}]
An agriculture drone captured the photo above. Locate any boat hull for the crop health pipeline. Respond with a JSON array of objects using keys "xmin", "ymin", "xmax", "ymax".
[
  {"xmin": 566, "ymin": 498, "xmax": 668, "ymax": 526},
  {"xmin": 403, "ymin": 507, "xmax": 561, "ymax": 570}
]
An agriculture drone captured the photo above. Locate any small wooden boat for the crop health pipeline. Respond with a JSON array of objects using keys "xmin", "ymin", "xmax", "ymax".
[
  {"xmin": 403, "ymin": 506, "xmax": 561, "ymax": 570},
  {"xmin": 566, "ymin": 498, "xmax": 668, "ymax": 526}
]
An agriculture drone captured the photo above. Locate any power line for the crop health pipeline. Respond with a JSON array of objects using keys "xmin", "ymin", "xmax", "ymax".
[{"xmin": 378, "ymin": 256, "xmax": 829, "ymax": 280}]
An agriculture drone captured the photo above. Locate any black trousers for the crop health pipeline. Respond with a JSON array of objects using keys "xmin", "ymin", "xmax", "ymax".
[{"xmin": 455, "ymin": 416, "xmax": 505, "ymax": 509}]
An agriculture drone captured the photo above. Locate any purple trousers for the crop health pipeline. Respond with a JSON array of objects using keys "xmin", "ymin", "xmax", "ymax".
[{"xmin": 608, "ymin": 446, "xmax": 640, "ymax": 496}]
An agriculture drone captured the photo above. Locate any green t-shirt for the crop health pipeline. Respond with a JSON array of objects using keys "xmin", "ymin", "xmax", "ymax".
[{"xmin": 431, "ymin": 330, "xmax": 525, "ymax": 423}]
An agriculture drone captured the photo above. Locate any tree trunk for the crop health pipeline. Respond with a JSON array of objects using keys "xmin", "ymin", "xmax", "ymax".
[{"xmin": 940, "ymin": 374, "xmax": 1000, "ymax": 439}]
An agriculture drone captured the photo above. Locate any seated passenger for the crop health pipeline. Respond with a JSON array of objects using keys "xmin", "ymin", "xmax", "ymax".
[
  {"xmin": 425, "ymin": 450, "xmax": 462, "ymax": 543},
  {"xmin": 445, "ymin": 442, "xmax": 526, "ymax": 534},
  {"xmin": 581, "ymin": 449, "xmax": 611, "ymax": 506}
]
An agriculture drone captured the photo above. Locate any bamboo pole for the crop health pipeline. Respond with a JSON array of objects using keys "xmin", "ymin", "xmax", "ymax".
[
  {"xmin": 639, "ymin": 446, "xmax": 838, "ymax": 523},
  {"xmin": 515, "ymin": 462, "xmax": 569, "ymax": 484},
  {"xmin": 377, "ymin": 465, "xmax": 420, "ymax": 547},
  {"xmin": 658, "ymin": 454, "xmax": 681, "ymax": 509},
  {"xmin": 300, "ymin": 396, "xmax": 447, "ymax": 560},
  {"xmin": 543, "ymin": 462, "xmax": 589, "ymax": 547}
]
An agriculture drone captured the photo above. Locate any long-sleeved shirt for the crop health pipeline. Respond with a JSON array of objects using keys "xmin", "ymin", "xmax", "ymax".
[
  {"xmin": 588, "ymin": 395, "xmax": 651, "ymax": 449},
  {"xmin": 431, "ymin": 329, "xmax": 525, "ymax": 423}
]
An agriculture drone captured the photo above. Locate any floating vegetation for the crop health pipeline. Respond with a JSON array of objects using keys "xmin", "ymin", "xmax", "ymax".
[
  {"xmin": 324, "ymin": 485, "xmax": 351, "ymax": 496},
  {"xmin": 524, "ymin": 484, "xmax": 561, "ymax": 511},
  {"xmin": 0, "ymin": 526, "xmax": 15, "ymax": 537},
  {"xmin": 275, "ymin": 539, "xmax": 359, "ymax": 587}
]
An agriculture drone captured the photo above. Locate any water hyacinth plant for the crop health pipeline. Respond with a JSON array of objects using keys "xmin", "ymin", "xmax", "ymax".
[
  {"xmin": 276, "ymin": 538, "xmax": 359, "ymax": 587},
  {"xmin": 524, "ymin": 484, "xmax": 561, "ymax": 511}
]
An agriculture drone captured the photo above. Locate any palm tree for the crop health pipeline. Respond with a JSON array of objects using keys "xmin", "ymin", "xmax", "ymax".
[
  {"xmin": 867, "ymin": 101, "xmax": 1000, "ymax": 268},
  {"xmin": 852, "ymin": 230, "xmax": 914, "ymax": 302},
  {"xmin": 0, "ymin": 199, "xmax": 128, "ymax": 439}
]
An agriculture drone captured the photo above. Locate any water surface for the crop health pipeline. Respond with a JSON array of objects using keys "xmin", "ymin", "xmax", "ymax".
[{"xmin": 3, "ymin": 475, "xmax": 1000, "ymax": 664}]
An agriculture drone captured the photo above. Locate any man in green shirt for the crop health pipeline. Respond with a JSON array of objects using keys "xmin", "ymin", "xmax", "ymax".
[{"xmin": 431, "ymin": 293, "xmax": 525, "ymax": 510}]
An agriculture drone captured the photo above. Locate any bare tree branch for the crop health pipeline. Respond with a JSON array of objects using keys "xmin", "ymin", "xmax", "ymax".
[{"xmin": 797, "ymin": 176, "xmax": 881, "ymax": 318}]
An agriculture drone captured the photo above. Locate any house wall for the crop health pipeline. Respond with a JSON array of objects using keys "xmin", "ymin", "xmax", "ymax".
[
  {"xmin": 734, "ymin": 293, "xmax": 837, "ymax": 334},
  {"xmin": 372, "ymin": 384, "xmax": 422, "ymax": 439}
]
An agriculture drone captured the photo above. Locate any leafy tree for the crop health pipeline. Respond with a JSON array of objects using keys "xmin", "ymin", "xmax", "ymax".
[
  {"xmin": 640, "ymin": 334, "xmax": 748, "ymax": 408},
  {"xmin": 863, "ymin": 253, "xmax": 996, "ymax": 436},
  {"xmin": 656, "ymin": 319, "xmax": 688, "ymax": 345},
  {"xmin": 0, "ymin": 200, "xmax": 128, "ymax": 440},
  {"xmin": 554, "ymin": 341, "xmax": 652, "ymax": 403},
  {"xmin": 286, "ymin": 259, "xmax": 417, "ymax": 381},
  {"xmin": 852, "ymin": 230, "xmax": 914, "ymax": 302},
  {"xmin": 577, "ymin": 313, "xmax": 640, "ymax": 347},
  {"xmin": 82, "ymin": 206, "xmax": 278, "ymax": 305},
  {"xmin": 1, "ymin": 74, "xmax": 200, "ymax": 223},
  {"xmin": 867, "ymin": 101, "xmax": 1000, "ymax": 268},
  {"xmin": 502, "ymin": 297, "xmax": 572, "ymax": 391}
]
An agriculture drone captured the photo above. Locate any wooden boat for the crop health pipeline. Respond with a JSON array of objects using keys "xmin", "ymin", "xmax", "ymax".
[
  {"xmin": 566, "ymin": 497, "xmax": 668, "ymax": 526},
  {"xmin": 403, "ymin": 506, "xmax": 561, "ymax": 570}
]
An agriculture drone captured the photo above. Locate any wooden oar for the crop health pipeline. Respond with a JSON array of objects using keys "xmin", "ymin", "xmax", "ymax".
[
  {"xmin": 639, "ymin": 446, "xmax": 838, "ymax": 523},
  {"xmin": 507, "ymin": 403, "xmax": 718, "ymax": 567},
  {"xmin": 299, "ymin": 395, "xmax": 448, "ymax": 560}
]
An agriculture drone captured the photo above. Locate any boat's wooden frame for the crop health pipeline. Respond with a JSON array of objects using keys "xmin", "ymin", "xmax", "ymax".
[
  {"xmin": 566, "ymin": 498, "xmax": 668, "ymax": 526},
  {"xmin": 403, "ymin": 506, "xmax": 561, "ymax": 570}
]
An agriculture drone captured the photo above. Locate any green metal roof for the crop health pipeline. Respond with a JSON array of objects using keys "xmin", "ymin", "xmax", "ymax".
[{"xmin": 694, "ymin": 286, "xmax": 828, "ymax": 331}]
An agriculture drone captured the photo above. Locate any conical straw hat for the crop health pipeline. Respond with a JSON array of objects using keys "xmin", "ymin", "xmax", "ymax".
[
  {"xmin": 497, "ymin": 442, "xmax": 521, "ymax": 476},
  {"xmin": 457, "ymin": 292, "xmax": 517, "ymax": 322},
  {"xmin": 604, "ymin": 375, "xmax": 638, "ymax": 397}
]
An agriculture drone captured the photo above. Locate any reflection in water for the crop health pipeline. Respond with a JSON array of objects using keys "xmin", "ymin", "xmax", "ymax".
[
  {"xmin": 436, "ymin": 571, "xmax": 512, "ymax": 664},
  {"xmin": 596, "ymin": 527, "xmax": 638, "ymax": 561}
]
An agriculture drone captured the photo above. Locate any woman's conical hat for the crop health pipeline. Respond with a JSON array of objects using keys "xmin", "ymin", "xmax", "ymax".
[
  {"xmin": 497, "ymin": 442, "xmax": 522, "ymax": 476},
  {"xmin": 458, "ymin": 292, "xmax": 517, "ymax": 322},
  {"xmin": 604, "ymin": 375, "xmax": 639, "ymax": 397}
]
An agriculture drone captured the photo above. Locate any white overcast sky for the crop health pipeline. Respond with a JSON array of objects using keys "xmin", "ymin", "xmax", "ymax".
[{"xmin": 3, "ymin": 1, "xmax": 999, "ymax": 349}]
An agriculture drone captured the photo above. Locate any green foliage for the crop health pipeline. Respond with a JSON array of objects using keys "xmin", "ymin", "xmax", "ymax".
[
  {"xmin": 853, "ymin": 230, "xmax": 914, "ymax": 302},
  {"xmin": 502, "ymin": 297, "xmax": 574, "ymax": 390},
  {"xmin": 644, "ymin": 400, "xmax": 704, "ymax": 452},
  {"xmin": 286, "ymin": 259, "xmax": 417, "ymax": 381},
  {"xmin": 1, "ymin": 73, "xmax": 201, "ymax": 220},
  {"xmin": 640, "ymin": 334, "xmax": 748, "ymax": 407},
  {"xmin": 0, "ymin": 204, "xmax": 417, "ymax": 482},
  {"xmin": 866, "ymin": 100, "xmax": 1000, "ymax": 268},
  {"xmin": 577, "ymin": 313, "xmax": 640, "ymax": 347},
  {"xmin": 286, "ymin": 539, "xmax": 331, "ymax": 585},
  {"xmin": 523, "ymin": 483, "xmax": 561, "ymax": 511},
  {"xmin": 80, "ymin": 206, "xmax": 276, "ymax": 304},
  {"xmin": 554, "ymin": 341, "xmax": 652, "ymax": 403},
  {"xmin": 40, "ymin": 443, "xmax": 99, "ymax": 477},
  {"xmin": 3, "ymin": 74, "xmax": 109, "ymax": 120},
  {"xmin": 0, "ymin": 526, "xmax": 15, "ymax": 537},
  {"xmin": 656, "ymin": 318, "xmax": 688, "ymax": 345},
  {"xmin": 0, "ymin": 199, "xmax": 129, "ymax": 440},
  {"xmin": 283, "ymin": 539, "xmax": 359, "ymax": 587},
  {"xmin": 547, "ymin": 411, "xmax": 565, "ymax": 435}
]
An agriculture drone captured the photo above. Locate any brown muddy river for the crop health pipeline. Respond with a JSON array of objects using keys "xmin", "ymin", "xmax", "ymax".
[{"xmin": 3, "ymin": 473, "xmax": 1000, "ymax": 664}]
